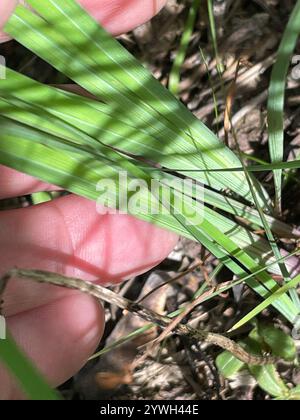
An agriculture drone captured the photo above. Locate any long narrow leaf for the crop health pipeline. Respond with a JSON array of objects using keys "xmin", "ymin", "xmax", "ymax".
[
  {"xmin": 5, "ymin": 1, "xmax": 270, "ymax": 207},
  {"xmin": 169, "ymin": 0, "xmax": 201, "ymax": 95},
  {"xmin": 0, "ymin": 333, "xmax": 60, "ymax": 400},
  {"xmin": 231, "ymin": 273, "xmax": 300, "ymax": 331},
  {"xmin": 267, "ymin": 0, "xmax": 300, "ymax": 212}
]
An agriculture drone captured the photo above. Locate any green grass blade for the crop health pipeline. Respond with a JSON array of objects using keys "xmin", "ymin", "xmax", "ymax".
[
  {"xmin": 203, "ymin": 188, "xmax": 299, "ymax": 239},
  {"xmin": 168, "ymin": 192, "xmax": 299, "ymax": 322},
  {"xmin": 0, "ymin": 333, "xmax": 61, "ymax": 400},
  {"xmin": 31, "ymin": 191, "xmax": 52, "ymax": 205},
  {"xmin": 5, "ymin": 1, "xmax": 270, "ymax": 207},
  {"xmin": 146, "ymin": 160, "xmax": 300, "ymax": 173},
  {"xmin": 248, "ymin": 177, "xmax": 300, "ymax": 309},
  {"xmin": 207, "ymin": 0, "xmax": 224, "ymax": 75},
  {"xmin": 231, "ymin": 273, "xmax": 300, "ymax": 331},
  {"xmin": 89, "ymin": 324, "xmax": 154, "ymax": 361},
  {"xmin": 169, "ymin": 0, "xmax": 201, "ymax": 96},
  {"xmin": 267, "ymin": 0, "xmax": 300, "ymax": 213}
]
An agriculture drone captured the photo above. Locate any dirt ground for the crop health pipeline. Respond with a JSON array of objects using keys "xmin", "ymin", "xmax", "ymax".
[{"xmin": 1, "ymin": 0, "xmax": 300, "ymax": 400}]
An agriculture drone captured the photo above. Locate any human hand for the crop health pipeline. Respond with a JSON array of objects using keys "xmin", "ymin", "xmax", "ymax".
[{"xmin": 0, "ymin": 0, "xmax": 177, "ymax": 399}]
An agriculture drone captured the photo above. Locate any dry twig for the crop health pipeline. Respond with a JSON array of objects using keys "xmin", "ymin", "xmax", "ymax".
[{"xmin": 0, "ymin": 268, "xmax": 279, "ymax": 366}]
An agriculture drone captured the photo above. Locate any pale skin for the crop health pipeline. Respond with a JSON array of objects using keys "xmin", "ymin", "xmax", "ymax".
[{"xmin": 0, "ymin": 0, "xmax": 178, "ymax": 399}]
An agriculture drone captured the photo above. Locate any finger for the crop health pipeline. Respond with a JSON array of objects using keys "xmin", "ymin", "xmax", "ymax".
[
  {"xmin": 0, "ymin": 0, "xmax": 19, "ymax": 43},
  {"xmin": 79, "ymin": 0, "xmax": 167, "ymax": 35},
  {"xmin": 0, "ymin": 166, "xmax": 59, "ymax": 199},
  {"xmin": 0, "ymin": 293, "xmax": 104, "ymax": 399},
  {"xmin": 1, "ymin": 194, "xmax": 178, "ymax": 317},
  {"xmin": 0, "ymin": 0, "xmax": 167, "ymax": 42}
]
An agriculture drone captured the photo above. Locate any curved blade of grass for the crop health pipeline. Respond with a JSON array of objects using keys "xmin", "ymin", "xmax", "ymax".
[
  {"xmin": 88, "ymin": 324, "xmax": 154, "ymax": 360},
  {"xmin": 202, "ymin": 187, "xmax": 299, "ymax": 239},
  {"xmin": 248, "ymin": 176, "xmax": 300, "ymax": 309},
  {"xmin": 231, "ymin": 273, "xmax": 300, "ymax": 332},
  {"xmin": 216, "ymin": 349, "xmax": 245, "ymax": 378},
  {"xmin": 267, "ymin": 0, "xmax": 300, "ymax": 213},
  {"xmin": 0, "ymin": 333, "xmax": 61, "ymax": 400},
  {"xmin": 207, "ymin": 0, "xmax": 224, "ymax": 75},
  {"xmin": 147, "ymin": 160, "xmax": 300, "ymax": 172},
  {"xmin": 229, "ymin": 82, "xmax": 299, "ymax": 310},
  {"xmin": 169, "ymin": 0, "xmax": 201, "ymax": 96},
  {"xmin": 233, "ymin": 124, "xmax": 300, "ymax": 309}
]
